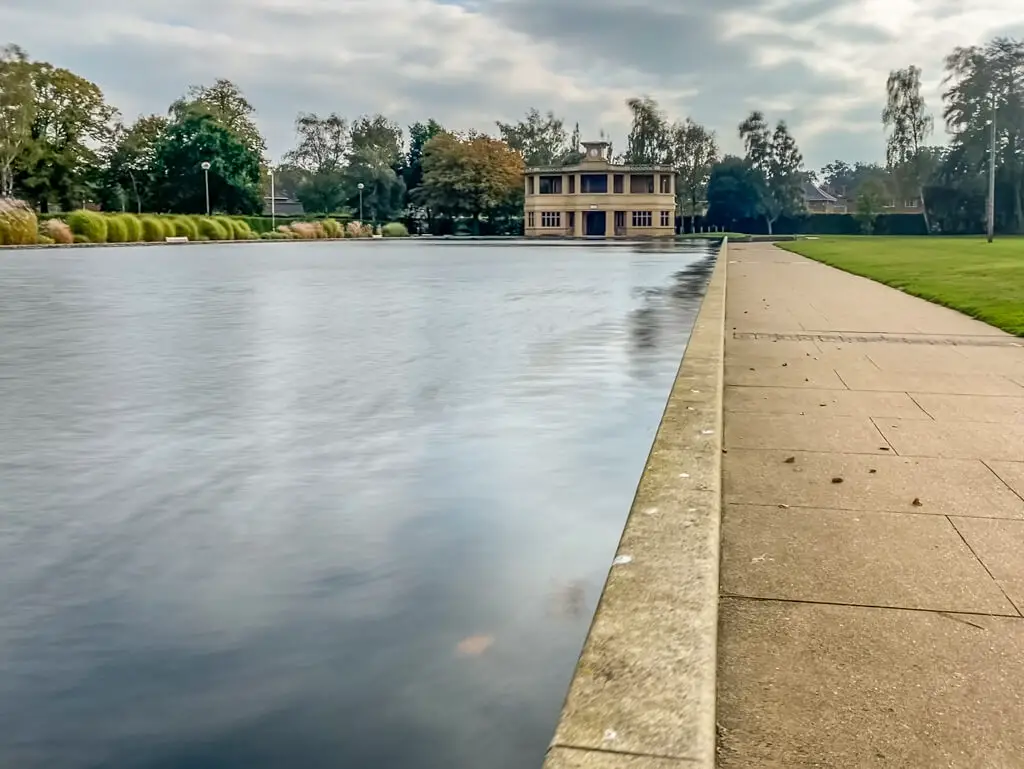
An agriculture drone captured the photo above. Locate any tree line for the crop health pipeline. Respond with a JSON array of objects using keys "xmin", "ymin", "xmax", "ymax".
[{"xmin": 2, "ymin": 35, "xmax": 1020, "ymax": 235}]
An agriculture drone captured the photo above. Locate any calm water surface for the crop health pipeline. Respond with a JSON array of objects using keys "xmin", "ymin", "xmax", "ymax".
[{"xmin": 0, "ymin": 240, "xmax": 715, "ymax": 769}]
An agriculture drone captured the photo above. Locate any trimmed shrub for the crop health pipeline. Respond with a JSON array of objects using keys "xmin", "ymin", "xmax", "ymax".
[
  {"xmin": 122, "ymin": 214, "xmax": 143, "ymax": 243},
  {"xmin": 37, "ymin": 235, "xmax": 54, "ymax": 245},
  {"xmin": 213, "ymin": 216, "xmax": 238, "ymax": 239},
  {"xmin": 261, "ymin": 231, "xmax": 290, "ymax": 240},
  {"xmin": 381, "ymin": 222, "xmax": 409, "ymax": 237},
  {"xmin": 73, "ymin": 234, "xmax": 91, "ymax": 244},
  {"xmin": 227, "ymin": 218, "xmax": 253, "ymax": 240},
  {"xmin": 140, "ymin": 216, "xmax": 165, "ymax": 243},
  {"xmin": 42, "ymin": 218, "xmax": 74, "ymax": 244},
  {"xmin": 66, "ymin": 210, "xmax": 107, "ymax": 244},
  {"xmin": 197, "ymin": 217, "xmax": 229, "ymax": 241},
  {"xmin": 321, "ymin": 218, "xmax": 343, "ymax": 238},
  {"xmin": 172, "ymin": 216, "xmax": 199, "ymax": 241},
  {"xmin": 105, "ymin": 215, "xmax": 129, "ymax": 243}
]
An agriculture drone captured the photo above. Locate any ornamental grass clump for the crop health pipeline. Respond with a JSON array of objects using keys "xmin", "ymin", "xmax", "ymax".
[
  {"xmin": 197, "ymin": 217, "xmax": 229, "ymax": 241},
  {"xmin": 321, "ymin": 218, "xmax": 343, "ymax": 238},
  {"xmin": 105, "ymin": 215, "xmax": 129, "ymax": 243},
  {"xmin": 381, "ymin": 222, "xmax": 409, "ymax": 237},
  {"xmin": 121, "ymin": 214, "xmax": 143, "ymax": 243},
  {"xmin": 66, "ymin": 210, "xmax": 107, "ymax": 244},
  {"xmin": 0, "ymin": 200, "xmax": 39, "ymax": 246},
  {"xmin": 42, "ymin": 218, "xmax": 74, "ymax": 245},
  {"xmin": 173, "ymin": 216, "xmax": 199, "ymax": 241},
  {"xmin": 140, "ymin": 216, "xmax": 165, "ymax": 243}
]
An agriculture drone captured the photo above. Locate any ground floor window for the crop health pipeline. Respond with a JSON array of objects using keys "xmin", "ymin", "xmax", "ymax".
[
  {"xmin": 567, "ymin": 212, "xmax": 575, "ymax": 230},
  {"xmin": 660, "ymin": 210, "xmax": 671, "ymax": 227},
  {"xmin": 632, "ymin": 211, "xmax": 652, "ymax": 227},
  {"xmin": 527, "ymin": 211, "xmax": 535, "ymax": 228},
  {"xmin": 541, "ymin": 211, "xmax": 561, "ymax": 227}
]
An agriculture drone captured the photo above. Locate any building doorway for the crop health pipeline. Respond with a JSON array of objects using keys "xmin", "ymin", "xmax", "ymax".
[
  {"xmin": 584, "ymin": 210, "xmax": 606, "ymax": 237},
  {"xmin": 614, "ymin": 211, "xmax": 626, "ymax": 235}
]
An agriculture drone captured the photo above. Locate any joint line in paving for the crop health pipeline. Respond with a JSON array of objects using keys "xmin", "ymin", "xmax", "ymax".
[{"xmin": 719, "ymin": 592, "xmax": 1023, "ymax": 620}]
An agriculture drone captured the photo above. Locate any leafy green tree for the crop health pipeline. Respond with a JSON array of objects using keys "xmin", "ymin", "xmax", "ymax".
[
  {"xmin": 285, "ymin": 112, "xmax": 349, "ymax": 173},
  {"xmin": 669, "ymin": 118, "xmax": 718, "ymax": 218},
  {"xmin": 706, "ymin": 156, "xmax": 767, "ymax": 230},
  {"xmin": 349, "ymin": 114, "xmax": 403, "ymax": 169},
  {"xmin": 15, "ymin": 61, "xmax": 117, "ymax": 211},
  {"xmin": 169, "ymin": 79, "xmax": 266, "ymax": 158},
  {"xmin": 100, "ymin": 114, "xmax": 168, "ymax": 212},
  {"xmin": 883, "ymin": 65, "xmax": 934, "ymax": 229},
  {"xmin": 0, "ymin": 44, "xmax": 35, "ymax": 198},
  {"xmin": 624, "ymin": 96, "xmax": 671, "ymax": 164},
  {"xmin": 854, "ymin": 179, "xmax": 886, "ymax": 233},
  {"xmin": 738, "ymin": 112, "xmax": 806, "ymax": 233},
  {"xmin": 150, "ymin": 111, "xmax": 261, "ymax": 214},
  {"xmin": 496, "ymin": 108, "xmax": 568, "ymax": 166}
]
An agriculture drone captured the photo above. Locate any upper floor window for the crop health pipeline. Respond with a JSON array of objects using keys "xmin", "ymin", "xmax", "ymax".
[
  {"xmin": 632, "ymin": 211, "xmax": 653, "ymax": 227},
  {"xmin": 659, "ymin": 174, "xmax": 672, "ymax": 194},
  {"xmin": 580, "ymin": 174, "xmax": 608, "ymax": 194},
  {"xmin": 539, "ymin": 175, "xmax": 562, "ymax": 194},
  {"xmin": 613, "ymin": 175, "xmax": 624, "ymax": 194},
  {"xmin": 630, "ymin": 174, "xmax": 655, "ymax": 194},
  {"xmin": 568, "ymin": 175, "xmax": 576, "ymax": 194},
  {"xmin": 528, "ymin": 176, "xmax": 535, "ymax": 195}
]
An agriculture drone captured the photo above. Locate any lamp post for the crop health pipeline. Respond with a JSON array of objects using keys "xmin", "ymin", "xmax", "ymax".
[
  {"xmin": 987, "ymin": 92, "xmax": 997, "ymax": 244},
  {"xmin": 201, "ymin": 161, "xmax": 211, "ymax": 216},
  {"xmin": 357, "ymin": 182, "xmax": 365, "ymax": 223},
  {"xmin": 270, "ymin": 168, "xmax": 276, "ymax": 230}
]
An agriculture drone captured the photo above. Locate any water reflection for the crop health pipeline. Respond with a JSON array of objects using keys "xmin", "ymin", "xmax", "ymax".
[{"xmin": 0, "ymin": 239, "xmax": 715, "ymax": 769}]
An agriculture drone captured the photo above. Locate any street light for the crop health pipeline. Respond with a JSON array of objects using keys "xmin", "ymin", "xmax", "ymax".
[
  {"xmin": 201, "ymin": 161, "xmax": 212, "ymax": 216},
  {"xmin": 987, "ymin": 92, "xmax": 997, "ymax": 243},
  {"xmin": 270, "ymin": 168, "xmax": 276, "ymax": 231},
  {"xmin": 357, "ymin": 182, "xmax": 365, "ymax": 222}
]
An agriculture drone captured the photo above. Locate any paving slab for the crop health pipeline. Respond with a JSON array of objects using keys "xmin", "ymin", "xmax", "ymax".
[
  {"xmin": 725, "ymin": 386, "xmax": 929, "ymax": 419},
  {"xmin": 721, "ymin": 505, "xmax": 1016, "ymax": 614},
  {"xmin": 951, "ymin": 517, "xmax": 1024, "ymax": 614},
  {"xmin": 875, "ymin": 418, "xmax": 1024, "ymax": 461},
  {"xmin": 724, "ymin": 362, "xmax": 847, "ymax": 390},
  {"xmin": 988, "ymin": 460, "xmax": 1024, "ymax": 498},
  {"xmin": 724, "ymin": 413, "xmax": 891, "ymax": 454},
  {"xmin": 544, "ymin": 748, "xmax": 695, "ymax": 769},
  {"xmin": 723, "ymin": 449, "xmax": 1024, "ymax": 518},
  {"xmin": 910, "ymin": 392, "xmax": 1024, "ymax": 423},
  {"xmin": 836, "ymin": 366, "xmax": 1024, "ymax": 396},
  {"xmin": 718, "ymin": 598, "xmax": 1024, "ymax": 769}
]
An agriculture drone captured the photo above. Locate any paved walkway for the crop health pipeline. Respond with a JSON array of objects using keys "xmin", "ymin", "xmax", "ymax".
[{"xmin": 718, "ymin": 243, "xmax": 1024, "ymax": 768}]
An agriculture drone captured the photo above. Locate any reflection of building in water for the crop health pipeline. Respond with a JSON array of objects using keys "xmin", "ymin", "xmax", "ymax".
[{"xmin": 524, "ymin": 141, "xmax": 676, "ymax": 238}]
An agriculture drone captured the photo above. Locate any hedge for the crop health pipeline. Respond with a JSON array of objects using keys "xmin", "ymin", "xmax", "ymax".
[
  {"xmin": 139, "ymin": 216, "xmax": 165, "ymax": 242},
  {"xmin": 704, "ymin": 212, "xmax": 928, "ymax": 236}
]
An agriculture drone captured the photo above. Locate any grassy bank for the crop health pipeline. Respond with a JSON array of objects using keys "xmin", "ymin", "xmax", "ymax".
[{"xmin": 777, "ymin": 236, "xmax": 1024, "ymax": 336}]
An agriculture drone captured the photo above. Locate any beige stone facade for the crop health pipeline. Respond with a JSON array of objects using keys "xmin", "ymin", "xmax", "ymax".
[{"xmin": 524, "ymin": 141, "xmax": 676, "ymax": 238}]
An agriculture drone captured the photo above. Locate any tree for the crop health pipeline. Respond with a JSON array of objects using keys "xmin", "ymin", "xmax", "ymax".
[
  {"xmin": 854, "ymin": 179, "xmax": 886, "ymax": 233},
  {"xmin": 15, "ymin": 61, "xmax": 117, "ymax": 211},
  {"xmin": 883, "ymin": 65, "xmax": 934, "ymax": 230},
  {"xmin": 0, "ymin": 44, "xmax": 35, "ymax": 198},
  {"xmin": 496, "ymin": 108, "xmax": 568, "ymax": 166},
  {"xmin": 624, "ymin": 96, "xmax": 670, "ymax": 165},
  {"xmin": 419, "ymin": 131, "xmax": 523, "ymax": 231},
  {"xmin": 738, "ymin": 112, "xmax": 806, "ymax": 233},
  {"xmin": 284, "ymin": 112, "xmax": 349, "ymax": 173},
  {"xmin": 668, "ymin": 118, "xmax": 718, "ymax": 221},
  {"xmin": 149, "ymin": 111, "xmax": 262, "ymax": 214},
  {"xmin": 562, "ymin": 122, "xmax": 583, "ymax": 165},
  {"xmin": 100, "ymin": 114, "xmax": 168, "ymax": 212},
  {"xmin": 349, "ymin": 114, "xmax": 403, "ymax": 169},
  {"xmin": 169, "ymin": 79, "xmax": 266, "ymax": 158},
  {"xmin": 706, "ymin": 156, "xmax": 767, "ymax": 229},
  {"xmin": 942, "ymin": 38, "xmax": 1024, "ymax": 233},
  {"xmin": 738, "ymin": 110, "xmax": 772, "ymax": 172}
]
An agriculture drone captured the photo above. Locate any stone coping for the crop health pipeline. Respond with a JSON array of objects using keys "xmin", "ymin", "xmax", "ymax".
[{"xmin": 542, "ymin": 240, "xmax": 728, "ymax": 769}]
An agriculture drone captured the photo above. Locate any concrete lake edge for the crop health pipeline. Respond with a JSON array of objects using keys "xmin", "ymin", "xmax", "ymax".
[{"xmin": 543, "ymin": 240, "xmax": 728, "ymax": 769}]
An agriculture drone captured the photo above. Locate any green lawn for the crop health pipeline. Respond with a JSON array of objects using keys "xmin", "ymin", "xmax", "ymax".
[{"xmin": 776, "ymin": 236, "xmax": 1024, "ymax": 336}]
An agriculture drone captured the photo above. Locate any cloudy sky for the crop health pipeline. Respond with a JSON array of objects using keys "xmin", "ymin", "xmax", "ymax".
[{"xmin": 2, "ymin": 0, "xmax": 1023, "ymax": 171}]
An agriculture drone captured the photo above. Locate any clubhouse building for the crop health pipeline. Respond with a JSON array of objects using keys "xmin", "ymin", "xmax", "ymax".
[{"xmin": 523, "ymin": 141, "xmax": 676, "ymax": 238}]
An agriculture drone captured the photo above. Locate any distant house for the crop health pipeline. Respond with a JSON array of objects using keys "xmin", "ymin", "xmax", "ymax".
[
  {"xmin": 263, "ymin": 196, "xmax": 304, "ymax": 217},
  {"xmin": 803, "ymin": 182, "xmax": 846, "ymax": 214}
]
